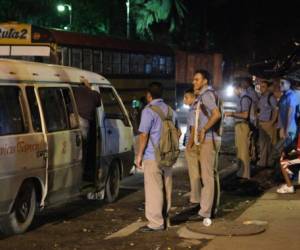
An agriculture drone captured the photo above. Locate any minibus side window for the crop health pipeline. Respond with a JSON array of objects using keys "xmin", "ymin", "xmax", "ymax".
[
  {"xmin": 26, "ymin": 87, "xmax": 42, "ymax": 132},
  {"xmin": 0, "ymin": 86, "xmax": 26, "ymax": 136},
  {"xmin": 39, "ymin": 88, "xmax": 68, "ymax": 132},
  {"xmin": 99, "ymin": 87, "xmax": 130, "ymax": 126},
  {"xmin": 62, "ymin": 88, "xmax": 78, "ymax": 129}
]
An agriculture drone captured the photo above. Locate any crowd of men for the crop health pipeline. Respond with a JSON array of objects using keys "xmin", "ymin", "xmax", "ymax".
[
  {"xmin": 134, "ymin": 69, "xmax": 300, "ymax": 232},
  {"xmin": 225, "ymin": 77, "xmax": 300, "ymax": 194}
]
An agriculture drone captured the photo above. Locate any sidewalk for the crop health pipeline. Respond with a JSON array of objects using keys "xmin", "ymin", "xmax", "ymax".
[{"xmin": 202, "ymin": 187, "xmax": 300, "ymax": 250}]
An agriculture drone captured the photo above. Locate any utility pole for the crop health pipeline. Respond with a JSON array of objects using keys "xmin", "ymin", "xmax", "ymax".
[{"xmin": 126, "ymin": 0, "xmax": 130, "ymax": 38}]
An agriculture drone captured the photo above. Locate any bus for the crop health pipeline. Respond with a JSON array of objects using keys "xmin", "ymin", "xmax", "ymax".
[
  {"xmin": 0, "ymin": 22, "xmax": 176, "ymax": 116},
  {"xmin": 0, "ymin": 59, "xmax": 134, "ymax": 235}
]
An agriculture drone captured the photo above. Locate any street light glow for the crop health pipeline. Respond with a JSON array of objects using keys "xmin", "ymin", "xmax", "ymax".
[
  {"xmin": 57, "ymin": 5, "xmax": 65, "ymax": 12},
  {"xmin": 57, "ymin": 3, "xmax": 72, "ymax": 30}
]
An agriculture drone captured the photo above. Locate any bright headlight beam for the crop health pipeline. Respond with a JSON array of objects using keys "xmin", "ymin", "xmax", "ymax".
[{"xmin": 226, "ymin": 85, "xmax": 234, "ymax": 97}]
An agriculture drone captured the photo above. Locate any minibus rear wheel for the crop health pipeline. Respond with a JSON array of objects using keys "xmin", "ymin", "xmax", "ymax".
[
  {"xmin": 0, "ymin": 181, "xmax": 36, "ymax": 235},
  {"xmin": 105, "ymin": 161, "xmax": 120, "ymax": 203}
]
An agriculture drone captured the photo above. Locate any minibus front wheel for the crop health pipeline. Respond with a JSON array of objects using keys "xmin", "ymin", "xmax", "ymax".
[
  {"xmin": 1, "ymin": 181, "xmax": 36, "ymax": 235},
  {"xmin": 105, "ymin": 161, "xmax": 121, "ymax": 203}
]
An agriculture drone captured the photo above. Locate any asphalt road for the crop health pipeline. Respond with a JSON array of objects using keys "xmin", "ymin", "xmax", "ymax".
[{"xmin": 0, "ymin": 102, "xmax": 249, "ymax": 250}]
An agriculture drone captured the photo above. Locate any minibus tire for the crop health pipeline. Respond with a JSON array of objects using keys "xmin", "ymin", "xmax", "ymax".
[
  {"xmin": 105, "ymin": 162, "xmax": 120, "ymax": 203},
  {"xmin": 0, "ymin": 181, "xmax": 36, "ymax": 235}
]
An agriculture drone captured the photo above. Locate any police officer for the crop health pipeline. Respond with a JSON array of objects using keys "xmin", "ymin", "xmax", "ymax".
[
  {"xmin": 257, "ymin": 80, "xmax": 278, "ymax": 168},
  {"xmin": 225, "ymin": 80, "xmax": 252, "ymax": 179},
  {"xmin": 187, "ymin": 70, "xmax": 222, "ymax": 221},
  {"xmin": 136, "ymin": 82, "xmax": 178, "ymax": 232}
]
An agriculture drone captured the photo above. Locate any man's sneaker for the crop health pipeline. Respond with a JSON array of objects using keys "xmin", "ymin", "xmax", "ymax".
[{"xmin": 276, "ymin": 184, "xmax": 295, "ymax": 194}]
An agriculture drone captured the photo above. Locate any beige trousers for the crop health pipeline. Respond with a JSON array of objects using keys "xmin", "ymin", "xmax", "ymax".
[
  {"xmin": 143, "ymin": 160, "xmax": 172, "ymax": 229},
  {"xmin": 258, "ymin": 121, "xmax": 277, "ymax": 167},
  {"xmin": 185, "ymin": 146, "xmax": 201, "ymax": 203},
  {"xmin": 235, "ymin": 123, "xmax": 250, "ymax": 179},
  {"xmin": 196, "ymin": 139, "xmax": 221, "ymax": 218}
]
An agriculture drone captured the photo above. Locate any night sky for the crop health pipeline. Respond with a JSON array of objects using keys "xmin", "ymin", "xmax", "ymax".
[{"xmin": 179, "ymin": 0, "xmax": 300, "ymax": 64}]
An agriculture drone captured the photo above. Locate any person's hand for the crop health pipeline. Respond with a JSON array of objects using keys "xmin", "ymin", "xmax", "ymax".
[
  {"xmin": 279, "ymin": 128, "xmax": 286, "ymax": 139},
  {"xmin": 136, "ymin": 155, "xmax": 143, "ymax": 169},
  {"xmin": 224, "ymin": 111, "xmax": 233, "ymax": 118},
  {"xmin": 198, "ymin": 128, "xmax": 205, "ymax": 143},
  {"xmin": 186, "ymin": 140, "xmax": 194, "ymax": 151},
  {"xmin": 177, "ymin": 129, "xmax": 182, "ymax": 140}
]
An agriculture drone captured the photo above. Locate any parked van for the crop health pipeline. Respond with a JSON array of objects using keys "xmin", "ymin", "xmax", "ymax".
[{"xmin": 0, "ymin": 59, "xmax": 134, "ymax": 235}]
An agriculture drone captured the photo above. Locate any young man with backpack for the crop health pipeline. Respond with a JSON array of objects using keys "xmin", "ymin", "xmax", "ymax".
[
  {"xmin": 257, "ymin": 80, "xmax": 278, "ymax": 168},
  {"xmin": 225, "ymin": 80, "xmax": 252, "ymax": 179},
  {"xmin": 187, "ymin": 70, "xmax": 222, "ymax": 221},
  {"xmin": 136, "ymin": 82, "xmax": 180, "ymax": 232}
]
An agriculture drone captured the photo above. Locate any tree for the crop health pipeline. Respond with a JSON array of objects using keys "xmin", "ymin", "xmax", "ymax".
[{"xmin": 131, "ymin": 0, "xmax": 186, "ymax": 39}]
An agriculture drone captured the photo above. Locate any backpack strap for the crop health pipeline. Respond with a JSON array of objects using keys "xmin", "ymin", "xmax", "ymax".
[
  {"xmin": 199, "ymin": 89, "xmax": 221, "ymax": 150},
  {"xmin": 149, "ymin": 105, "xmax": 166, "ymax": 121},
  {"xmin": 149, "ymin": 105, "xmax": 173, "ymax": 121}
]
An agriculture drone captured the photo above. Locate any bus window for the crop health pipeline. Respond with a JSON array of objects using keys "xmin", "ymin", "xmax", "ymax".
[
  {"xmin": 83, "ymin": 49, "xmax": 92, "ymax": 71},
  {"xmin": 112, "ymin": 52, "xmax": 121, "ymax": 74},
  {"xmin": 166, "ymin": 56, "xmax": 173, "ymax": 75},
  {"xmin": 121, "ymin": 53, "xmax": 129, "ymax": 74},
  {"xmin": 39, "ymin": 88, "xmax": 68, "ymax": 132},
  {"xmin": 0, "ymin": 86, "xmax": 26, "ymax": 136},
  {"xmin": 152, "ymin": 55, "xmax": 160, "ymax": 74},
  {"xmin": 71, "ymin": 48, "xmax": 82, "ymax": 68},
  {"xmin": 93, "ymin": 50, "xmax": 102, "ymax": 74},
  {"xmin": 100, "ymin": 87, "xmax": 130, "ymax": 127},
  {"xmin": 159, "ymin": 56, "xmax": 166, "ymax": 74},
  {"xmin": 62, "ymin": 88, "xmax": 78, "ymax": 129},
  {"xmin": 61, "ymin": 47, "xmax": 70, "ymax": 66},
  {"xmin": 137, "ymin": 54, "xmax": 144, "ymax": 74},
  {"xmin": 26, "ymin": 87, "xmax": 42, "ymax": 132},
  {"xmin": 103, "ymin": 50, "xmax": 112, "ymax": 74},
  {"xmin": 130, "ymin": 54, "xmax": 139, "ymax": 74},
  {"xmin": 145, "ymin": 55, "xmax": 153, "ymax": 74}
]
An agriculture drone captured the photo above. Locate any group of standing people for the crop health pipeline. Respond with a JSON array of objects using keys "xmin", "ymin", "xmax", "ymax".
[
  {"xmin": 225, "ymin": 77, "xmax": 300, "ymax": 193},
  {"xmin": 136, "ymin": 70, "xmax": 222, "ymax": 232},
  {"xmin": 134, "ymin": 69, "xmax": 300, "ymax": 232}
]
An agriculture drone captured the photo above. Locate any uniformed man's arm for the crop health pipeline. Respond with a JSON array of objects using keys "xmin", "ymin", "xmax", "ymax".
[
  {"xmin": 136, "ymin": 132, "xmax": 149, "ymax": 168},
  {"xmin": 173, "ymin": 112, "xmax": 182, "ymax": 139},
  {"xmin": 199, "ymin": 107, "xmax": 221, "ymax": 143},
  {"xmin": 187, "ymin": 108, "xmax": 196, "ymax": 149},
  {"xmin": 225, "ymin": 97, "xmax": 250, "ymax": 119},
  {"xmin": 201, "ymin": 93, "xmax": 221, "ymax": 132},
  {"xmin": 136, "ymin": 108, "xmax": 152, "ymax": 168},
  {"xmin": 226, "ymin": 110, "xmax": 249, "ymax": 119},
  {"xmin": 285, "ymin": 95, "xmax": 297, "ymax": 135}
]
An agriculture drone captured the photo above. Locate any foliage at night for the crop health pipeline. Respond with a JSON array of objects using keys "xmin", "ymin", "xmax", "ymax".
[
  {"xmin": 131, "ymin": 0, "xmax": 186, "ymax": 39},
  {"xmin": 0, "ymin": 0, "xmax": 299, "ymax": 66}
]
